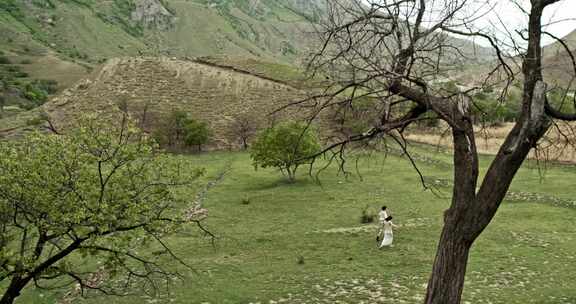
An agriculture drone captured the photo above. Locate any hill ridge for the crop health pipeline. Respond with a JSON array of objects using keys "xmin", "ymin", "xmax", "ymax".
[{"xmin": 0, "ymin": 56, "xmax": 320, "ymax": 149}]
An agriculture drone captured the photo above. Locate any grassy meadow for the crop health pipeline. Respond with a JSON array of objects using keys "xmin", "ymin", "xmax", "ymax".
[{"xmin": 8, "ymin": 145, "xmax": 576, "ymax": 304}]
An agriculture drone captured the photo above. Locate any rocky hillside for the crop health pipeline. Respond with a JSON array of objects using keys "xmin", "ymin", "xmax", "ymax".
[
  {"xmin": 0, "ymin": 0, "xmax": 325, "ymax": 64},
  {"xmin": 543, "ymin": 29, "xmax": 576, "ymax": 87},
  {"xmin": 0, "ymin": 0, "xmax": 330, "ymax": 123}
]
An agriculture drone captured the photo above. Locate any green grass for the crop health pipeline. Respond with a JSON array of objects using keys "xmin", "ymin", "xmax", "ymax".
[{"xmin": 6, "ymin": 146, "xmax": 576, "ymax": 304}]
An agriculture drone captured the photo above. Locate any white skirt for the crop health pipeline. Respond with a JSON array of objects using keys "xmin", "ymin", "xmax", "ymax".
[{"xmin": 379, "ymin": 226, "xmax": 393, "ymax": 247}]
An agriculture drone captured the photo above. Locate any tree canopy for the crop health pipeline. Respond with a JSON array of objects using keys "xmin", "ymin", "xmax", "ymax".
[
  {"xmin": 0, "ymin": 115, "xmax": 205, "ymax": 304},
  {"xmin": 250, "ymin": 122, "xmax": 321, "ymax": 182}
]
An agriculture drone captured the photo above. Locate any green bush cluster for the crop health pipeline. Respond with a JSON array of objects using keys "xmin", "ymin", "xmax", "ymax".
[
  {"xmin": 0, "ymin": 57, "xmax": 11, "ymax": 65},
  {"xmin": 69, "ymin": 49, "xmax": 89, "ymax": 60},
  {"xmin": 154, "ymin": 110, "xmax": 211, "ymax": 152},
  {"xmin": 32, "ymin": 79, "xmax": 58, "ymax": 94},
  {"xmin": 22, "ymin": 83, "xmax": 49, "ymax": 105},
  {"xmin": 0, "ymin": 63, "xmax": 59, "ymax": 112},
  {"xmin": 0, "ymin": 0, "xmax": 24, "ymax": 20},
  {"xmin": 470, "ymin": 89, "xmax": 522, "ymax": 125}
]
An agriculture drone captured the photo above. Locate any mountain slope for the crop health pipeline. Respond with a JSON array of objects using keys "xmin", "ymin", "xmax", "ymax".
[
  {"xmin": 0, "ymin": 0, "xmax": 325, "ymax": 64},
  {"xmin": 0, "ymin": 0, "xmax": 502, "ymax": 140},
  {"xmin": 543, "ymin": 29, "xmax": 576, "ymax": 87},
  {"xmin": 0, "ymin": 0, "xmax": 327, "ymax": 121}
]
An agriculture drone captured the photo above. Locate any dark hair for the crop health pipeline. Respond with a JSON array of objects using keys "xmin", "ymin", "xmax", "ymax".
[
  {"xmin": 381, "ymin": 206, "xmax": 387, "ymax": 210},
  {"xmin": 385, "ymin": 216, "xmax": 393, "ymax": 221}
]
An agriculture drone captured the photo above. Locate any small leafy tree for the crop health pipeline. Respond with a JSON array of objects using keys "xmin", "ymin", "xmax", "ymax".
[
  {"xmin": 183, "ymin": 119, "xmax": 210, "ymax": 152},
  {"xmin": 250, "ymin": 122, "xmax": 320, "ymax": 182},
  {"xmin": 0, "ymin": 115, "xmax": 206, "ymax": 304}
]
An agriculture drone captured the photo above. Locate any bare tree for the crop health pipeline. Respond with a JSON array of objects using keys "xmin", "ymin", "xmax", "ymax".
[
  {"xmin": 230, "ymin": 113, "xmax": 258, "ymax": 150},
  {"xmin": 301, "ymin": 0, "xmax": 576, "ymax": 303}
]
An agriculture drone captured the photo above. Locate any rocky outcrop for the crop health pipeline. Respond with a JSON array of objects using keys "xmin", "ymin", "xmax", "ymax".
[
  {"xmin": 284, "ymin": 0, "xmax": 326, "ymax": 15},
  {"xmin": 131, "ymin": 0, "xmax": 175, "ymax": 30}
]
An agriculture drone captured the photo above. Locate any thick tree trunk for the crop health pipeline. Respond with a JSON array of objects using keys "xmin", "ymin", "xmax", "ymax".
[
  {"xmin": 424, "ymin": 228, "xmax": 471, "ymax": 304},
  {"xmin": 286, "ymin": 166, "xmax": 296, "ymax": 182},
  {"xmin": 0, "ymin": 292, "xmax": 17, "ymax": 304},
  {"xmin": 422, "ymin": 3, "xmax": 553, "ymax": 301},
  {"xmin": 0, "ymin": 276, "xmax": 30, "ymax": 304},
  {"xmin": 1, "ymin": 238, "xmax": 84, "ymax": 304},
  {"xmin": 424, "ymin": 125, "xmax": 478, "ymax": 304}
]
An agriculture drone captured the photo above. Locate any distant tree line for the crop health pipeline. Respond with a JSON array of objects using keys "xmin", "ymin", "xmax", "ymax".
[
  {"xmin": 147, "ymin": 108, "xmax": 266, "ymax": 153},
  {"xmin": 143, "ymin": 107, "xmax": 320, "ymax": 182}
]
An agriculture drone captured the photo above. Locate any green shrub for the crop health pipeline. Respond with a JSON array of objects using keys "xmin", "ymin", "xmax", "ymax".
[
  {"xmin": 154, "ymin": 110, "xmax": 211, "ymax": 152},
  {"xmin": 0, "ymin": 57, "xmax": 12, "ymax": 64},
  {"xmin": 360, "ymin": 206, "xmax": 375, "ymax": 224},
  {"xmin": 472, "ymin": 99, "xmax": 520, "ymax": 125},
  {"xmin": 183, "ymin": 119, "xmax": 210, "ymax": 152},
  {"xmin": 0, "ymin": 0, "xmax": 24, "ymax": 20},
  {"xmin": 33, "ymin": 79, "xmax": 58, "ymax": 94},
  {"xmin": 6, "ymin": 65, "xmax": 20, "ymax": 72},
  {"xmin": 333, "ymin": 97, "xmax": 381, "ymax": 136},
  {"xmin": 20, "ymin": 59, "xmax": 32, "ymax": 64},
  {"xmin": 13, "ymin": 71, "xmax": 29, "ymax": 78},
  {"xmin": 23, "ymin": 83, "xmax": 48, "ymax": 104},
  {"xmin": 297, "ymin": 255, "xmax": 305, "ymax": 265}
]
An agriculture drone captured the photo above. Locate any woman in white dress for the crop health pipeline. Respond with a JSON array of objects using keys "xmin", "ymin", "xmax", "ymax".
[
  {"xmin": 379, "ymin": 215, "xmax": 395, "ymax": 248},
  {"xmin": 377, "ymin": 206, "xmax": 388, "ymax": 240}
]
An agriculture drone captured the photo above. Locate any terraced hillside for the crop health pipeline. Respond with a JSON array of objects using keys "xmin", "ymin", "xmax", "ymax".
[{"xmin": 0, "ymin": 56, "xmax": 326, "ymax": 149}]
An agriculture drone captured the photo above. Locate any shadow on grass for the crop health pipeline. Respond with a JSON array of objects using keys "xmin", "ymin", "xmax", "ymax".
[{"xmin": 246, "ymin": 176, "xmax": 319, "ymax": 191}]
